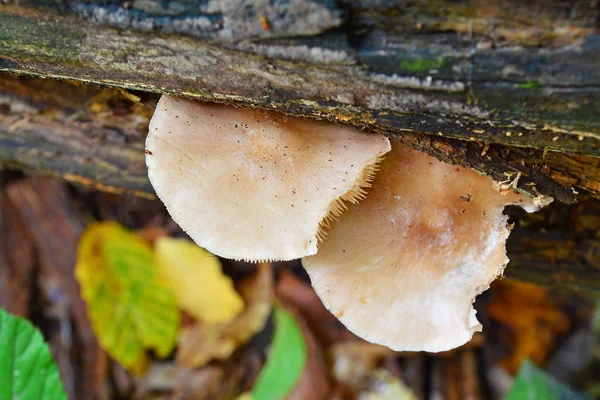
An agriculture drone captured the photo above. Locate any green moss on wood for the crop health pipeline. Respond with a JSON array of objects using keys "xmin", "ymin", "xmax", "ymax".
[{"xmin": 400, "ymin": 57, "xmax": 444, "ymax": 72}]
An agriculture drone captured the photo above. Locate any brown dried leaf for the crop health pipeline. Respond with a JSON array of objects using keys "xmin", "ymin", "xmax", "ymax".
[
  {"xmin": 488, "ymin": 280, "xmax": 572, "ymax": 374},
  {"xmin": 176, "ymin": 263, "xmax": 273, "ymax": 368},
  {"xmin": 173, "ymin": 350, "xmax": 261, "ymax": 400},
  {"xmin": 0, "ymin": 191, "xmax": 35, "ymax": 317},
  {"xmin": 136, "ymin": 347, "xmax": 262, "ymax": 400},
  {"xmin": 137, "ymin": 225, "xmax": 169, "ymax": 247},
  {"xmin": 134, "ymin": 362, "xmax": 192, "ymax": 395},
  {"xmin": 277, "ymin": 270, "xmax": 357, "ymax": 345}
]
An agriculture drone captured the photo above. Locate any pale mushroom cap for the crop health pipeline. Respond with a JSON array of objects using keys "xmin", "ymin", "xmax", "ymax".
[
  {"xmin": 302, "ymin": 142, "xmax": 550, "ymax": 352},
  {"xmin": 146, "ymin": 96, "xmax": 391, "ymax": 261}
]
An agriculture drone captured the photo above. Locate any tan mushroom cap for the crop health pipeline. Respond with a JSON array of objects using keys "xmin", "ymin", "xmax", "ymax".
[
  {"xmin": 302, "ymin": 142, "xmax": 551, "ymax": 352},
  {"xmin": 146, "ymin": 96, "xmax": 391, "ymax": 262}
]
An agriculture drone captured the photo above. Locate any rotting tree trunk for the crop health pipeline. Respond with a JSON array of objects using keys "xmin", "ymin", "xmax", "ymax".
[
  {"xmin": 1, "ymin": 75, "xmax": 598, "ymax": 202},
  {"xmin": 0, "ymin": 1, "xmax": 599, "ymax": 294}
]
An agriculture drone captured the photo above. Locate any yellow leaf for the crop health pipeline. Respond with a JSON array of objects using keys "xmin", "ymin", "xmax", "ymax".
[
  {"xmin": 155, "ymin": 237, "xmax": 244, "ymax": 324},
  {"xmin": 177, "ymin": 263, "xmax": 273, "ymax": 368},
  {"xmin": 75, "ymin": 222, "xmax": 180, "ymax": 374}
]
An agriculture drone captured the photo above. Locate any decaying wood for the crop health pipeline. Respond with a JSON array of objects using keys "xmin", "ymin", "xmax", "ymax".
[
  {"xmin": 0, "ymin": 74, "xmax": 598, "ymax": 204},
  {"xmin": 0, "ymin": 2, "xmax": 599, "ymax": 203},
  {"xmin": 0, "ymin": 76, "xmax": 153, "ymax": 197},
  {"xmin": 504, "ymin": 200, "xmax": 600, "ymax": 297}
]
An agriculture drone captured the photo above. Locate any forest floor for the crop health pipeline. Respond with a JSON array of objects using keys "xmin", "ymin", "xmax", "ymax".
[{"xmin": 0, "ymin": 170, "xmax": 599, "ymax": 400}]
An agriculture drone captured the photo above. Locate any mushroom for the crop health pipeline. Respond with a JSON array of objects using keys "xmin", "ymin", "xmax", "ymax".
[
  {"xmin": 146, "ymin": 96, "xmax": 391, "ymax": 261},
  {"xmin": 302, "ymin": 142, "xmax": 551, "ymax": 352}
]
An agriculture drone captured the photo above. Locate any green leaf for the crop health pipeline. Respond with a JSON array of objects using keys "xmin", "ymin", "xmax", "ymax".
[
  {"xmin": 75, "ymin": 222, "xmax": 180, "ymax": 374},
  {"xmin": 0, "ymin": 309, "xmax": 67, "ymax": 400},
  {"xmin": 251, "ymin": 304, "xmax": 307, "ymax": 400},
  {"xmin": 507, "ymin": 359, "xmax": 589, "ymax": 400}
]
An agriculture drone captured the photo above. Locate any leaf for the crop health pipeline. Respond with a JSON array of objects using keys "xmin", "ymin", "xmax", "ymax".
[
  {"xmin": 251, "ymin": 304, "xmax": 308, "ymax": 400},
  {"xmin": 0, "ymin": 309, "xmax": 67, "ymax": 400},
  {"xmin": 507, "ymin": 360, "xmax": 589, "ymax": 400},
  {"xmin": 155, "ymin": 237, "xmax": 243, "ymax": 324},
  {"xmin": 276, "ymin": 270, "xmax": 357, "ymax": 345},
  {"xmin": 75, "ymin": 222, "xmax": 180, "ymax": 374},
  {"xmin": 282, "ymin": 301, "xmax": 331, "ymax": 400},
  {"xmin": 177, "ymin": 263, "xmax": 273, "ymax": 368},
  {"xmin": 487, "ymin": 280, "xmax": 571, "ymax": 373}
]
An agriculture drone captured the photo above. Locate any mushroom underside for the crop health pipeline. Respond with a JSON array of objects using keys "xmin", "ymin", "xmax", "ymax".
[
  {"xmin": 302, "ymin": 142, "xmax": 549, "ymax": 352},
  {"xmin": 146, "ymin": 96, "xmax": 391, "ymax": 262}
]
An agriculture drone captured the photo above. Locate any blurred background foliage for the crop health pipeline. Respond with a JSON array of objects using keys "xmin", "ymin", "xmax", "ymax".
[{"xmin": 0, "ymin": 172, "xmax": 598, "ymax": 399}]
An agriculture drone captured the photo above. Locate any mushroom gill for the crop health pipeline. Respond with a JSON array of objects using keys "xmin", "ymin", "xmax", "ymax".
[
  {"xmin": 146, "ymin": 96, "xmax": 391, "ymax": 262},
  {"xmin": 302, "ymin": 142, "xmax": 551, "ymax": 352}
]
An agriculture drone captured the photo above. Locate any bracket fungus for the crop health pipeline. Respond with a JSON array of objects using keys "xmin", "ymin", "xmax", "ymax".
[
  {"xmin": 146, "ymin": 96, "xmax": 390, "ymax": 261},
  {"xmin": 302, "ymin": 142, "xmax": 551, "ymax": 352}
]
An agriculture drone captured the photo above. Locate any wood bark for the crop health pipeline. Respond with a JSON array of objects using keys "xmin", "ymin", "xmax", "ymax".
[
  {"xmin": 0, "ymin": 73, "xmax": 599, "ymax": 204},
  {"xmin": 504, "ymin": 200, "xmax": 600, "ymax": 297}
]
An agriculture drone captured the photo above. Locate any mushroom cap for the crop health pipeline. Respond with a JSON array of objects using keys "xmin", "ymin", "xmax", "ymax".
[
  {"xmin": 146, "ymin": 96, "xmax": 390, "ymax": 262},
  {"xmin": 302, "ymin": 142, "xmax": 550, "ymax": 352}
]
